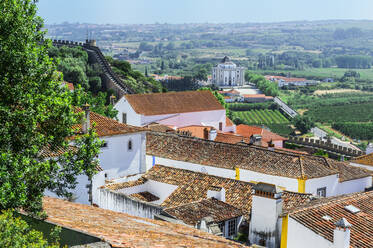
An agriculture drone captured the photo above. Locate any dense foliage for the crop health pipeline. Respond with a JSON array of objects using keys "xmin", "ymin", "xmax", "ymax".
[
  {"xmin": 292, "ymin": 115, "xmax": 315, "ymax": 134},
  {"xmin": 245, "ymin": 72, "xmax": 279, "ymax": 96},
  {"xmin": 106, "ymin": 57, "xmax": 163, "ymax": 93},
  {"xmin": 332, "ymin": 122, "xmax": 373, "ymax": 140},
  {"xmin": 0, "ymin": 210, "xmax": 59, "ymax": 247},
  {"xmin": 0, "ymin": 0, "xmax": 102, "ymax": 214}
]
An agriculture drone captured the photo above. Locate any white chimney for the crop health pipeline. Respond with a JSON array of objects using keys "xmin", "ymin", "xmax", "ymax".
[
  {"xmin": 249, "ymin": 182, "xmax": 283, "ymax": 248},
  {"xmin": 208, "ymin": 129, "xmax": 217, "ymax": 141},
  {"xmin": 207, "ymin": 186, "xmax": 225, "ymax": 202},
  {"xmin": 333, "ymin": 218, "xmax": 351, "ymax": 248},
  {"xmin": 82, "ymin": 103, "xmax": 90, "ymax": 134}
]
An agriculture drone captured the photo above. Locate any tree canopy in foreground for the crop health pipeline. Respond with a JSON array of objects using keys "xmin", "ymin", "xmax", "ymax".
[{"xmin": 0, "ymin": 0, "xmax": 102, "ymax": 215}]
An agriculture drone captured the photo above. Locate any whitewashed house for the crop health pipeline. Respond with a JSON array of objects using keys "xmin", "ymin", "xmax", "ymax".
[
  {"xmin": 45, "ymin": 107, "xmax": 148, "ymax": 205},
  {"xmin": 146, "ymin": 132, "xmax": 372, "ymax": 197},
  {"xmin": 248, "ymin": 184, "xmax": 373, "ymax": 248},
  {"xmin": 283, "ymin": 190, "xmax": 373, "ymax": 248},
  {"xmin": 96, "ymin": 164, "xmax": 315, "ymax": 240},
  {"xmin": 114, "ymin": 90, "xmax": 234, "ymax": 133}
]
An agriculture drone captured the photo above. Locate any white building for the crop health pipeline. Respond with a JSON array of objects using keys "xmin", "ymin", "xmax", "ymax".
[
  {"xmin": 146, "ymin": 132, "xmax": 372, "ymax": 197},
  {"xmin": 212, "ymin": 56, "xmax": 245, "ymax": 87},
  {"xmin": 284, "ymin": 191, "xmax": 373, "ymax": 248},
  {"xmin": 44, "ymin": 108, "xmax": 148, "ymax": 205},
  {"xmin": 114, "ymin": 90, "xmax": 234, "ymax": 132}
]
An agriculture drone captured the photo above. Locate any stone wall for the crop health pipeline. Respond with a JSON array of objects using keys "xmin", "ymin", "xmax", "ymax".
[
  {"xmin": 52, "ymin": 40, "xmax": 134, "ymax": 98},
  {"xmin": 286, "ymin": 136, "xmax": 364, "ymax": 157}
]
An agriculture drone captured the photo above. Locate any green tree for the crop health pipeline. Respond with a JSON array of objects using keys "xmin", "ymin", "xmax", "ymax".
[
  {"xmin": 292, "ymin": 116, "xmax": 315, "ymax": 134},
  {"xmin": 0, "ymin": 0, "xmax": 102, "ymax": 214},
  {"xmin": 0, "ymin": 210, "xmax": 59, "ymax": 247}
]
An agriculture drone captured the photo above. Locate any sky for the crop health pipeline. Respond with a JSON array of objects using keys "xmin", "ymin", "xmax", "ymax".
[{"xmin": 37, "ymin": 0, "xmax": 373, "ymax": 24}]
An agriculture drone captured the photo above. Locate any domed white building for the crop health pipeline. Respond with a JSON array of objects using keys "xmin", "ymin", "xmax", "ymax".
[{"xmin": 212, "ymin": 56, "xmax": 245, "ymax": 87}]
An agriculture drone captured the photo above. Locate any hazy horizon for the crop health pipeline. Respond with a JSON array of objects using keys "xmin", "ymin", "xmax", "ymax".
[{"xmin": 37, "ymin": 0, "xmax": 373, "ymax": 25}]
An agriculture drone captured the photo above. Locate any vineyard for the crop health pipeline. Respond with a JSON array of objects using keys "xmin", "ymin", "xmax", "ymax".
[
  {"xmin": 232, "ymin": 109, "xmax": 289, "ymax": 124},
  {"xmin": 304, "ymin": 102, "xmax": 373, "ymax": 123}
]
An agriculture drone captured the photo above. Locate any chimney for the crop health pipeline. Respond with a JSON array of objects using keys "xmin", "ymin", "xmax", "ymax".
[
  {"xmin": 110, "ymin": 95, "xmax": 116, "ymax": 105},
  {"xmin": 333, "ymin": 218, "xmax": 351, "ymax": 248},
  {"xmin": 249, "ymin": 134, "xmax": 262, "ymax": 146},
  {"xmin": 249, "ymin": 182, "xmax": 283, "ymax": 248},
  {"xmin": 82, "ymin": 103, "xmax": 90, "ymax": 134},
  {"xmin": 208, "ymin": 129, "xmax": 217, "ymax": 141},
  {"xmin": 207, "ymin": 186, "xmax": 226, "ymax": 202},
  {"xmin": 268, "ymin": 139, "xmax": 275, "ymax": 151}
]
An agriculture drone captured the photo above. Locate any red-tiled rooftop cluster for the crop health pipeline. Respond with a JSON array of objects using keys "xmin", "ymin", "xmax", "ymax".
[{"xmin": 146, "ymin": 132, "xmax": 369, "ymax": 180}]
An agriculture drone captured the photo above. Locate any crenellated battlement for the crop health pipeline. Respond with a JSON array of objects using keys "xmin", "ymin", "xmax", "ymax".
[{"xmin": 286, "ymin": 136, "xmax": 364, "ymax": 158}]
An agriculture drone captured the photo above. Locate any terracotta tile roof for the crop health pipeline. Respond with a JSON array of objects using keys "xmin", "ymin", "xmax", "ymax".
[
  {"xmin": 177, "ymin": 125, "xmax": 213, "ymax": 139},
  {"xmin": 73, "ymin": 110, "xmax": 147, "ymax": 137},
  {"xmin": 130, "ymin": 191, "xmax": 160, "ymax": 202},
  {"xmin": 265, "ymin": 75, "xmax": 307, "ymax": 82},
  {"xmin": 325, "ymin": 158, "xmax": 371, "ymax": 182},
  {"xmin": 242, "ymin": 94, "xmax": 273, "ymax": 99},
  {"xmin": 107, "ymin": 164, "xmax": 253, "ymax": 219},
  {"xmin": 236, "ymin": 124, "xmax": 287, "ymax": 142},
  {"xmin": 43, "ymin": 197, "xmax": 246, "ymax": 248},
  {"xmin": 125, "ymin": 90, "xmax": 225, "ymax": 116},
  {"xmin": 163, "ymin": 198, "xmax": 244, "ymax": 226},
  {"xmin": 215, "ymin": 133, "xmax": 251, "ymax": 144},
  {"xmin": 146, "ymin": 132, "xmax": 341, "ymax": 179},
  {"xmin": 282, "ymin": 191, "xmax": 314, "ymax": 211},
  {"xmin": 351, "ymin": 153, "xmax": 373, "ymax": 167},
  {"xmin": 288, "ymin": 191, "xmax": 373, "ymax": 248},
  {"xmin": 39, "ymin": 145, "xmax": 76, "ymax": 159},
  {"xmin": 144, "ymin": 123, "xmax": 175, "ymax": 133},
  {"xmin": 226, "ymin": 117, "xmax": 234, "ymax": 127},
  {"xmin": 106, "ymin": 165, "xmax": 314, "ymax": 221}
]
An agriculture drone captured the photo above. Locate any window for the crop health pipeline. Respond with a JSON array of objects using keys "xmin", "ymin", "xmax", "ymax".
[
  {"xmin": 219, "ymin": 122, "xmax": 223, "ymax": 131},
  {"xmin": 218, "ymin": 222, "xmax": 225, "ymax": 235},
  {"xmin": 259, "ymin": 239, "xmax": 266, "ymax": 246},
  {"xmin": 317, "ymin": 187, "xmax": 326, "ymax": 197},
  {"xmin": 128, "ymin": 140, "xmax": 132, "ymax": 151},
  {"xmin": 101, "ymin": 142, "xmax": 108, "ymax": 148},
  {"xmin": 122, "ymin": 113, "xmax": 127, "ymax": 124},
  {"xmin": 228, "ymin": 218, "xmax": 237, "ymax": 236}
]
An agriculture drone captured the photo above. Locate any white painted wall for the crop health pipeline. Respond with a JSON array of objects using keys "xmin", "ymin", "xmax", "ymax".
[
  {"xmin": 337, "ymin": 177, "xmax": 372, "ymax": 195},
  {"xmin": 48, "ymin": 132, "xmax": 147, "ymax": 206},
  {"xmin": 96, "ymin": 188, "xmax": 163, "ymax": 219},
  {"xmin": 306, "ymin": 175, "xmax": 338, "ymax": 197},
  {"xmin": 249, "ymin": 196, "xmax": 282, "ymax": 248},
  {"xmin": 287, "ymin": 217, "xmax": 332, "ymax": 248},
  {"xmin": 114, "ymin": 96, "xmax": 142, "ymax": 126},
  {"xmin": 99, "ymin": 132, "xmax": 146, "ymax": 180},
  {"xmin": 117, "ymin": 179, "xmax": 178, "ymax": 205},
  {"xmin": 147, "ymin": 156, "xmax": 369, "ymax": 197}
]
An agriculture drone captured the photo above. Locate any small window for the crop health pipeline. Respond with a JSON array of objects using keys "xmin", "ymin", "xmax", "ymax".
[
  {"xmin": 101, "ymin": 142, "xmax": 108, "ymax": 148},
  {"xmin": 218, "ymin": 222, "xmax": 225, "ymax": 235},
  {"xmin": 228, "ymin": 218, "xmax": 237, "ymax": 236},
  {"xmin": 317, "ymin": 187, "xmax": 326, "ymax": 197},
  {"xmin": 128, "ymin": 140, "xmax": 132, "ymax": 151},
  {"xmin": 219, "ymin": 122, "xmax": 223, "ymax": 131},
  {"xmin": 122, "ymin": 113, "xmax": 127, "ymax": 124}
]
